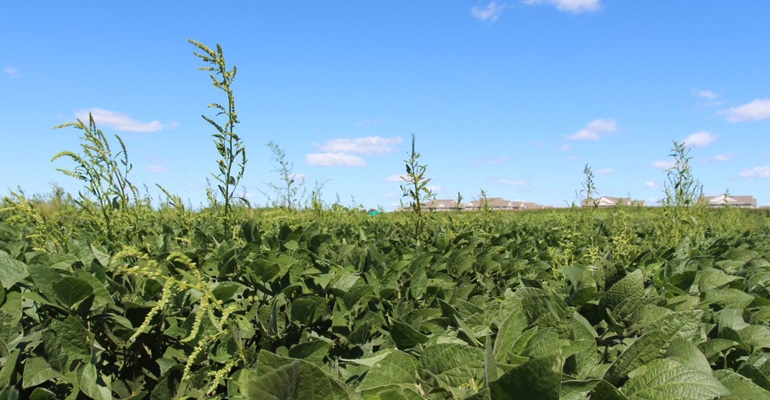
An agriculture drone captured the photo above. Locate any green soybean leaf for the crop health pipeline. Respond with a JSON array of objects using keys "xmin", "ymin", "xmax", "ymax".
[
  {"xmin": 247, "ymin": 350, "xmax": 350, "ymax": 400},
  {"xmin": 23, "ymin": 357, "xmax": 62, "ymax": 388},
  {"xmin": 77, "ymin": 363, "xmax": 113, "ymax": 400},
  {"xmin": 664, "ymin": 339, "xmax": 711, "ymax": 374},
  {"xmin": 358, "ymin": 350, "xmax": 419, "ymax": 393},
  {"xmin": 604, "ymin": 310, "xmax": 702, "ymax": 385},
  {"xmin": 602, "ymin": 270, "xmax": 645, "ymax": 323},
  {"xmin": 419, "ymin": 343, "xmax": 485, "ymax": 388},
  {"xmin": 390, "ymin": 320, "xmax": 428, "ymax": 350},
  {"xmin": 0, "ymin": 255, "xmax": 28, "ymax": 289},
  {"xmin": 622, "ymin": 359, "xmax": 729, "ymax": 400},
  {"xmin": 715, "ymin": 369, "xmax": 770, "ymax": 400},
  {"xmin": 52, "ymin": 276, "xmax": 93, "ymax": 309},
  {"xmin": 489, "ymin": 352, "xmax": 562, "ymax": 400},
  {"xmin": 28, "ymin": 387, "xmax": 57, "ymax": 400}
]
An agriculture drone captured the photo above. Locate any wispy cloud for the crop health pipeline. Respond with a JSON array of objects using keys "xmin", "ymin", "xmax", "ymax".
[
  {"xmin": 315, "ymin": 136, "xmax": 402, "ymax": 155},
  {"xmin": 713, "ymin": 153, "xmax": 733, "ymax": 162},
  {"xmin": 651, "ymin": 160, "xmax": 675, "ymax": 169},
  {"xmin": 643, "ymin": 181, "xmax": 658, "ymax": 188},
  {"xmin": 682, "ymin": 131, "xmax": 717, "ymax": 148},
  {"xmin": 387, "ymin": 174, "xmax": 407, "ymax": 182},
  {"xmin": 739, "ymin": 166, "xmax": 770, "ymax": 178},
  {"xmin": 691, "ymin": 88, "xmax": 718, "ymax": 100},
  {"xmin": 471, "ymin": 2, "xmax": 505, "ymax": 22},
  {"xmin": 305, "ymin": 153, "xmax": 365, "ymax": 167},
  {"xmin": 143, "ymin": 164, "xmax": 168, "ymax": 174},
  {"xmin": 2, "ymin": 66, "xmax": 20, "ymax": 78},
  {"xmin": 523, "ymin": 0, "xmax": 601, "ymax": 14},
  {"xmin": 595, "ymin": 168, "xmax": 613, "ymax": 175},
  {"xmin": 720, "ymin": 98, "xmax": 770, "ymax": 122},
  {"xmin": 74, "ymin": 108, "xmax": 175, "ymax": 132},
  {"xmin": 565, "ymin": 118, "xmax": 618, "ymax": 140},
  {"xmin": 427, "ymin": 185, "xmax": 442, "ymax": 192},
  {"xmin": 470, "ymin": 156, "xmax": 509, "ymax": 166}
]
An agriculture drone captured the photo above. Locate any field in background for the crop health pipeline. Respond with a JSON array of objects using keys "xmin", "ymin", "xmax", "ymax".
[{"xmin": 1, "ymin": 194, "xmax": 770, "ymax": 399}]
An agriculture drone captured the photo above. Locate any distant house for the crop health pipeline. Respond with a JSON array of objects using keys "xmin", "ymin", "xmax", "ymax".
[
  {"xmin": 582, "ymin": 196, "xmax": 645, "ymax": 207},
  {"xmin": 701, "ymin": 194, "xmax": 756, "ymax": 208},
  {"xmin": 425, "ymin": 199, "xmax": 462, "ymax": 212},
  {"xmin": 522, "ymin": 202, "xmax": 550, "ymax": 210},
  {"xmin": 464, "ymin": 197, "xmax": 528, "ymax": 211}
]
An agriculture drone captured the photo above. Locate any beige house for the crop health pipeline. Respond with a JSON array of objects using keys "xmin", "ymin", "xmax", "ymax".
[
  {"xmin": 425, "ymin": 199, "xmax": 462, "ymax": 211},
  {"xmin": 582, "ymin": 196, "xmax": 645, "ymax": 207},
  {"xmin": 463, "ymin": 197, "xmax": 548, "ymax": 211},
  {"xmin": 701, "ymin": 194, "xmax": 756, "ymax": 208}
]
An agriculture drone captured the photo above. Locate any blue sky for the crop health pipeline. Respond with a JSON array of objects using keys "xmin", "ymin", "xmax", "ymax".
[{"xmin": 2, "ymin": 1, "xmax": 769, "ymax": 210}]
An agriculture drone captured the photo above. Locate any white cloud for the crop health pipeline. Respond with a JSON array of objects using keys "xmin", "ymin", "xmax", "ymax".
[
  {"xmin": 471, "ymin": 2, "xmax": 504, "ymax": 22},
  {"xmin": 739, "ymin": 166, "xmax": 770, "ymax": 178},
  {"xmin": 75, "ymin": 108, "xmax": 170, "ymax": 132},
  {"xmin": 691, "ymin": 88, "xmax": 718, "ymax": 100},
  {"xmin": 643, "ymin": 181, "xmax": 657, "ymax": 188},
  {"xmin": 565, "ymin": 118, "xmax": 617, "ymax": 140},
  {"xmin": 595, "ymin": 168, "xmax": 613, "ymax": 174},
  {"xmin": 143, "ymin": 164, "xmax": 168, "ymax": 174},
  {"xmin": 2, "ymin": 66, "xmax": 20, "ymax": 78},
  {"xmin": 470, "ymin": 156, "xmax": 509, "ymax": 165},
  {"xmin": 651, "ymin": 160, "xmax": 676, "ymax": 169},
  {"xmin": 427, "ymin": 185, "xmax": 442, "ymax": 192},
  {"xmin": 523, "ymin": 0, "xmax": 601, "ymax": 14},
  {"xmin": 682, "ymin": 131, "xmax": 717, "ymax": 148},
  {"xmin": 492, "ymin": 178, "xmax": 528, "ymax": 185},
  {"xmin": 560, "ymin": 144, "xmax": 571, "ymax": 151},
  {"xmin": 568, "ymin": 155, "xmax": 580, "ymax": 161},
  {"xmin": 387, "ymin": 174, "xmax": 407, "ymax": 182},
  {"xmin": 305, "ymin": 153, "xmax": 366, "ymax": 167},
  {"xmin": 315, "ymin": 136, "xmax": 402, "ymax": 155},
  {"xmin": 713, "ymin": 153, "xmax": 733, "ymax": 162},
  {"xmin": 720, "ymin": 98, "xmax": 770, "ymax": 122}
]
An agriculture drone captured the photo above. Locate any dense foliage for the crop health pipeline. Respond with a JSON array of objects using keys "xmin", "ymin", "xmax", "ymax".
[
  {"xmin": 2, "ymin": 39, "xmax": 769, "ymax": 400},
  {"xmin": 1, "ymin": 193, "xmax": 770, "ymax": 399}
]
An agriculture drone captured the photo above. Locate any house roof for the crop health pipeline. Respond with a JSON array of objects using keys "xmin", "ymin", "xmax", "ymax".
[
  {"xmin": 702, "ymin": 194, "xmax": 756, "ymax": 206},
  {"xmin": 425, "ymin": 199, "xmax": 460, "ymax": 209}
]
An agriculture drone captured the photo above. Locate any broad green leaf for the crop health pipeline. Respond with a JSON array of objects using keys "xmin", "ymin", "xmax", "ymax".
[
  {"xmin": 489, "ymin": 352, "xmax": 563, "ymax": 400},
  {"xmin": 702, "ymin": 288, "xmax": 754, "ymax": 309},
  {"xmin": 23, "ymin": 357, "xmax": 62, "ymax": 388},
  {"xmin": 212, "ymin": 281, "xmax": 247, "ymax": 302},
  {"xmin": 419, "ymin": 343, "xmax": 484, "ymax": 388},
  {"xmin": 571, "ymin": 312, "xmax": 601, "ymax": 379},
  {"xmin": 739, "ymin": 325, "xmax": 770, "ymax": 349},
  {"xmin": 390, "ymin": 320, "xmax": 428, "ymax": 350},
  {"xmin": 0, "ymin": 310, "xmax": 22, "ymax": 344},
  {"xmin": 52, "ymin": 276, "xmax": 93, "ymax": 309},
  {"xmin": 622, "ymin": 358, "xmax": 729, "ymax": 400},
  {"xmin": 695, "ymin": 268, "xmax": 740, "ymax": 291},
  {"xmin": 602, "ymin": 270, "xmax": 645, "ymax": 323},
  {"xmin": 0, "ymin": 255, "xmax": 28, "ymax": 289},
  {"xmin": 28, "ymin": 388, "xmax": 57, "ymax": 400},
  {"xmin": 0, "ymin": 348, "xmax": 20, "ymax": 387},
  {"xmin": 288, "ymin": 340, "xmax": 332, "ymax": 365},
  {"xmin": 560, "ymin": 379, "xmax": 601, "ymax": 400},
  {"xmin": 715, "ymin": 369, "xmax": 770, "ymax": 400},
  {"xmin": 604, "ymin": 310, "xmax": 702, "ymax": 385},
  {"xmin": 57, "ymin": 315, "xmax": 92, "ymax": 362},
  {"xmin": 664, "ymin": 339, "xmax": 711, "ymax": 374},
  {"xmin": 358, "ymin": 350, "xmax": 419, "ymax": 393},
  {"xmin": 77, "ymin": 363, "xmax": 113, "ymax": 400},
  {"xmin": 247, "ymin": 350, "xmax": 351, "ymax": 400}
]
